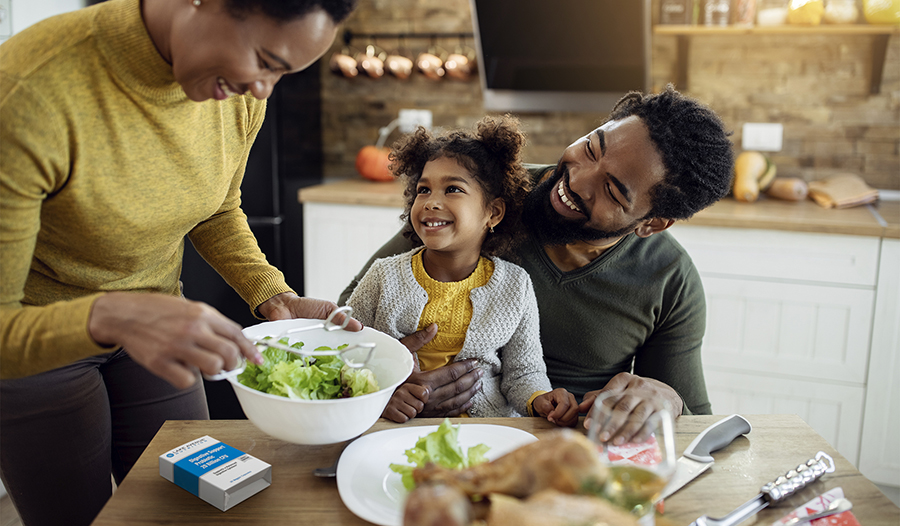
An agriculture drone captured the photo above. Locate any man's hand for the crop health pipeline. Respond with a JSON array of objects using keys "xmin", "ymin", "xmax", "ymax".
[
  {"xmin": 257, "ymin": 292, "xmax": 363, "ymax": 331},
  {"xmin": 532, "ymin": 388, "xmax": 579, "ymax": 427},
  {"xmin": 578, "ymin": 372, "xmax": 684, "ymax": 444},
  {"xmin": 89, "ymin": 292, "xmax": 264, "ymax": 389},
  {"xmin": 382, "ymin": 324, "xmax": 483, "ymax": 420},
  {"xmin": 408, "ymin": 361, "xmax": 483, "ymax": 417},
  {"xmin": 398, "ymin": 323, "xmax": 436, "ymax": 371}
]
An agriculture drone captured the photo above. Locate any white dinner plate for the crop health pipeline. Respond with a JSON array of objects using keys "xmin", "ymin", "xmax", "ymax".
[{"xmin": 336, "ymin": 424, "xmax": 538, "ymax": 526}]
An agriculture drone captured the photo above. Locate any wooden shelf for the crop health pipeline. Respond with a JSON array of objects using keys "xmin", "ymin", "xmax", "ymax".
[
  {"xmin": 654, "ymin": 24, "xmax": 899, "ymax": 93},
  {"xmin": 654, "ymin": 24, "xmax": 900, "ymax": 36}
]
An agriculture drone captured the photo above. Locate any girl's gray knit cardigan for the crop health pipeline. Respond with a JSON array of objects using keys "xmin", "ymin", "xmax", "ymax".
[{"xmin": 346, "ymin": 248, "xmax": 551, "ymax": 417}]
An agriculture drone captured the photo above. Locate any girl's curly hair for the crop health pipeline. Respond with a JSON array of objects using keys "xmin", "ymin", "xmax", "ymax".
[{"xmin": 389, "ymin": 115, "xmax": 530, "ymax": 258}]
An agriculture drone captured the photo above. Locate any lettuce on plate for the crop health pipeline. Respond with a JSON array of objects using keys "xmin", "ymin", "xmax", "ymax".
[
  {"xmin": 389, "ymin": 419, "xmax": 490, "ymax": 490},
  {"xmin": 236, "ymin": 337, "xmax": 379, "ymax": 399}
]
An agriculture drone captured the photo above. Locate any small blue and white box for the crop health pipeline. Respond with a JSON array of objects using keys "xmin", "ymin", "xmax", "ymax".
[{"xmin": 159, "ymin": 435, "xmax": 271, "ymax": 511}]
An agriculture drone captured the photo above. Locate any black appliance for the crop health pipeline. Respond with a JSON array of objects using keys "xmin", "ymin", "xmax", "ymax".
[
  {"xmin": 181, "ymin": 69, "xmax": 324, "ymax": 419},
  {"xmin": 469, "ymin": 0, "xmax": 651, "ymax": 113}
]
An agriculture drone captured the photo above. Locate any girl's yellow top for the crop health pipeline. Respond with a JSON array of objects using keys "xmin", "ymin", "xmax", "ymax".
[{"xmin": 411, "ymin": 250, "xmax": 493, "ymax": 372}]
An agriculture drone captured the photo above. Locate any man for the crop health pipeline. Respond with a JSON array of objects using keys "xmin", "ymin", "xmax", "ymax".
[{"xmin": 339, "ymin": 86, "xmax": 734, "ymax": 441}]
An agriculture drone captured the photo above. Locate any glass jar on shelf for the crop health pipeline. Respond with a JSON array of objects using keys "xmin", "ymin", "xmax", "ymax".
[
  {"xmin": 734, "ymin": 0, "xmax": 759, "ymax": 25},
  {"xmin": 788, "ymin": 0, "xmax": 825, "ymax": 25},
  {"xmin": 862, "ymin": 0, "xmax": 900, "ymax": 24},
  {"xmin": 757, "ymin": 0, "xmax": 790, "ymax": 25},
  {"xmin": 704, "ymin": 0, "xmax": 731, "ymax": 25},
  {"xmin": 660, "ymin": 0, "xmax": 694, "ymax": 24},
  {"xmin": 824, "ymin": 0, "xmax": 860, "ymax": 23}
]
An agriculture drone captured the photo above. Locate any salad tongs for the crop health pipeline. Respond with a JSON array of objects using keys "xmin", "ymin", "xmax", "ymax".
[{"xmin": 204, "ymin": 306, "xmax": 377, "ymax": 381}]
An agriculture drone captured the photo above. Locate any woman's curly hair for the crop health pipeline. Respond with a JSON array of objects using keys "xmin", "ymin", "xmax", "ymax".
[
  {"xmin": 389, "ymin": 115, "xmax": 531, "ymax": 258},
  {"xmin": 609, "ymin": 85, "xmax": 734, "ymax": 220}
]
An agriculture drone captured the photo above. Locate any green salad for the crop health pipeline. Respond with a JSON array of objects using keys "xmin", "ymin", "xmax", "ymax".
[
  {"xmin": 389, "ymin": 419, "xmax": 490, "ymax": 490},
  {"xmin": 236, "ymin": 337, "xmax": 379, "ymax": 400}
]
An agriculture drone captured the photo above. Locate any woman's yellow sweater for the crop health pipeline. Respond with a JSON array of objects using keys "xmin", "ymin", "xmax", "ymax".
[{"xmin": 0, "ymin": 0, "xmax": 292, "ymax": 377}]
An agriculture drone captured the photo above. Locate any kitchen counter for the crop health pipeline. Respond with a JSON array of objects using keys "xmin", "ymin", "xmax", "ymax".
[{"xmin": 298, "ymin": 178, "xmax": 899, "ymax": 239}]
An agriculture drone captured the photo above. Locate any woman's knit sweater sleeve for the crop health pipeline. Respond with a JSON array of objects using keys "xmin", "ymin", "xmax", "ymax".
[
  {"xmin": 0, "ymin": 56, "xmax": 109, "ymax": 376},
  {"xmin": 185, "ymin": 100, "xmax": 293, "ymax": 313}
]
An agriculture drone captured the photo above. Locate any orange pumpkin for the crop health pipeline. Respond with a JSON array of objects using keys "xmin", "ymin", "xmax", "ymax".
[{"xmin": 355, "ymin": 146, "xmax": 393, "ymax": 182}]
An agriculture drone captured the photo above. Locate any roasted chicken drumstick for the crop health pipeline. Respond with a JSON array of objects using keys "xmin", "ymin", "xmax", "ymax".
[{"xmin": 411, "ymin": 429, "xmax": 608, "ymax": 498}]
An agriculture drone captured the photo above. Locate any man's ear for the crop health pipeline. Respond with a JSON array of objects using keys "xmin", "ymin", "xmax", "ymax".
[{"xmin": 634, "ymin": 217, "xmax": 675, "ymax": 238}]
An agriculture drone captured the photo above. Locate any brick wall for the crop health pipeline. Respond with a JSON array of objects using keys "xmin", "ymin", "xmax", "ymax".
[{"xmin": 320, "ymin": 0, "xmax": 899, "ymax": 190}]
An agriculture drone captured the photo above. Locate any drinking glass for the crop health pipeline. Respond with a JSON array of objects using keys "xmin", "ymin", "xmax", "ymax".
[{"xmin": 586, "ymin": 391, "xmax": 676, "ymax": 524}]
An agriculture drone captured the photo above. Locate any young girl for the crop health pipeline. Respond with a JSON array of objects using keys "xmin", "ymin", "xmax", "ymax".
[{"xmin": 346, "ymin": 116, "xmax": 577, "ymax": 426}]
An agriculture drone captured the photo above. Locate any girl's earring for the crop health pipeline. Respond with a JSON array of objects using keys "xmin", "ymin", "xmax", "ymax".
[
  {"xmin": 193, "ymin": 0, "xmax": 201, "ymax": 6},
  {"xmin": 489, "ymin": 225, "xmax": 495, "ymax": 234}
]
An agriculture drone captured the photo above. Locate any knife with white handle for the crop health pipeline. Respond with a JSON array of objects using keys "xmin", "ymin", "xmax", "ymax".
[{"xmin": 658, "ymin": 414, "xmax": 752, "ymax": 501}]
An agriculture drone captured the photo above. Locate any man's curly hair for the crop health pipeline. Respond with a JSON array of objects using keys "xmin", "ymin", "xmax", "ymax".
[
  {"xmin": 609, "ymin": 85, "xmax": 734, "ymax": 220},
  {"xmin": 389, "ymin": 115, "xmax": 531, "ymax": 258}
]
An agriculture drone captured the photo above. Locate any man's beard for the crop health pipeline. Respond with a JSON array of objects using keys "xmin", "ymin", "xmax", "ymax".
[{"xmin": 523, "ymin": 164, "xmax": 638, "ymax": 246}]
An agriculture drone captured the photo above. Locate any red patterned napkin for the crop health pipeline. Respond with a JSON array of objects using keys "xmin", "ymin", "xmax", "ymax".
[
  {"xmin": 608, "ymin": 435, "xmax": 663, "ymax": 465},
  {"xmin": 770, "ymin": 487, "xmax": 860, "ymax": 526}
]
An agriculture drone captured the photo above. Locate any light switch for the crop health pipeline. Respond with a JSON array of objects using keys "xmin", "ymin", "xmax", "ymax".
[
  {"xmin": 398, "ymin": 109, "xmax": 432, "ymax": 133},
  {"xmin": 742, "ymin": 122, "xmax": 783, "ymax": 152}
]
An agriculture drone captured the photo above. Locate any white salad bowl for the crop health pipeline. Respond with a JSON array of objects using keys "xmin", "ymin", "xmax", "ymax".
[{"xmin": 227, "ymin": 318, "xmax": 414, "ymax": 445}]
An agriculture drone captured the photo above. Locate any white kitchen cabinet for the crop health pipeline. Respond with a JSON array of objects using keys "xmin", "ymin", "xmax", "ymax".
[
  {"xmin": 858, "ymin": 238, "xmax": 900, "ymax": 488},
  {"xmin": 302, "ymin": 202, "xmax": 404, "ymax": 303},
  {"xmin": 670, "ymin": 225, "xmax": 883, "ymax": 466},
  {"xmin": 704, "ymin": 369, "xmax": 865, "ymax": 461}
]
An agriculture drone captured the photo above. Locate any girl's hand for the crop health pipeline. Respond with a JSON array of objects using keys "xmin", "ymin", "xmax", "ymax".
[
  {"xmin": 533, "ymin": 388, "xmax": 579, "ymax": 427},
  {"xmin": 257, "ymin": 292, "xmax": 363, "ymax": 331},
  {"xmin": 381, "ymin": 383, "xmax": 430, "ymax": 423}
]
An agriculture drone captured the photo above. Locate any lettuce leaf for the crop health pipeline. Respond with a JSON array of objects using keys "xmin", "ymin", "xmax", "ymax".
[
  {"xmin": 341, "ymin": 365, "xmax": 379, "ymax": 397},
  {"xmin": 236, "ymin": 339, "xmax": 378, "ymax": 400},
  {"xmin": 389, "ymin": 419, "xmax": 490, "ymax": 490}
]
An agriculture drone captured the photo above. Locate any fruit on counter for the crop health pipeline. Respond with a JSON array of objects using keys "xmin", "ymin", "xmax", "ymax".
[
  {"xmin": 355, "ymin": 145, "xmax": 393, "ymax": 182},
  {"xmin": 765, "ymin": 177, "xmax": 809, "ymax": 201},
  {"xmin": 732, "ymin": 150, "xmax": 776, "ymax": 203}
]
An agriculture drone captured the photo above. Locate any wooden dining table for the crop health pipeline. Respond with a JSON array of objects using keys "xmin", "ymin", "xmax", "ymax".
[{"xmin": 91, "ymin": 414, "xmax": 899, "ymax": 525}]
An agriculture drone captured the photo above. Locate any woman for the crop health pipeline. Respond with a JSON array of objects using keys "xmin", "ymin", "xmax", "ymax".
[{"xmin": 0, "ymin": 0, "xmax": 358, "ymax": 524}]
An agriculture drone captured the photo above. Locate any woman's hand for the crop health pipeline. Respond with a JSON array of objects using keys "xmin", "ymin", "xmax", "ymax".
[
  {"xmin": 88, "ymin": 292, "xmax": 264, "ymax": 389},
  {"xmin": 578, "ymin": 372, "xmax": 683, "ymax": 444},
  {"xmin": 532, "ymin": 388, "xmax": 579, "ymax": 427},
  {"xmin": 257, "ymin": 292, "xmax": 363, "ymax": 331}
]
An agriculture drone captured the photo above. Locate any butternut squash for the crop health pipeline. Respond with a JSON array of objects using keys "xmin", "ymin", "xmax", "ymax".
[
  {"xmin": 732, "ymin": 151, "xmax": 774, "ymax": 203},
  {"xmin": 765, "ymin": 177, "xmax": 809, "ymax": 201}
]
